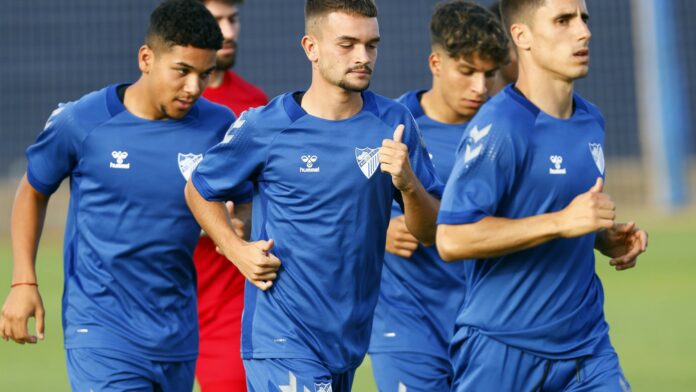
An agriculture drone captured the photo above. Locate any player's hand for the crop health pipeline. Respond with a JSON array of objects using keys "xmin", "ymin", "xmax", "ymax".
[
  {"xmin": 385, "ymin": 215, "xmax": 419, "ymax": 258},
  {"xmin": 557, "ymin": 178, "xmax": 615, "ymax": 238},
  {"xmin": 222, "ymin": 239, "xmax": 281, "ymax": 291},
  {"xmin": 0, "ymin": 285, "xmax": 45, "ymax": 344},
  {"xmin": 380, "ymin": 124, "xmax": 417, "ymax": 193},
  {"xmin": 597, "ymin": 222, "xmax": 648, "ymax": 271}
]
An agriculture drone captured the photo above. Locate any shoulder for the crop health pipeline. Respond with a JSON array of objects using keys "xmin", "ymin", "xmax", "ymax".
[
  {"xmin": 395, "ymin": 90, "xmax": 426, "ymax": 120},
  {"xmin": 573, "ymin": 92, "xmax": 605, "ymax": 128},
  {"xmin": 368, "ymin": 91, "xmax": 415, "ymax": 126},
  {"xmin": 52, "ymin": 85, "xmax": 115, "ymax": 133},
  {"xmin": 196, "ymin": 97, "xmax": 236, "ymax": 122},
  {"xmin": 468, "ymin": 87, "xmax": 538, "ymax": 144},
  {"xmin": 226, "ymin": 93, "xmax": 296, "ymax": 137}
]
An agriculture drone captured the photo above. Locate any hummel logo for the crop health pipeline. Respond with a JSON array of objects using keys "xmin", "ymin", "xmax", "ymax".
[
  {"xmin": 464, "ymin": 123, "xmax": 492, "ymax": 164},
  {"xmin": 549, "ymin": 155, "xmax": 566, "ymax": 175},
  {"xmin": 110, "ymin": 151, "xmax": 130, "ymax": 169},
  {"xmin": 300, "ymin": 155, "xmax": 320, "ymax": 173}
]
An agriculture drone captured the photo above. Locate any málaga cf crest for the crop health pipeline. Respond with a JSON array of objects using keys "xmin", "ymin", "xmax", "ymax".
[
  {"xmin": 178, "ymin": 153, "xmax": 203, "ymax": 181},
  {"xmin": 355, "ymin": 147, "xmax": 380, "ymax": 179},
  {"xmin": 588, "ymin": 143, "xmax": 605, "ymax": 175}
]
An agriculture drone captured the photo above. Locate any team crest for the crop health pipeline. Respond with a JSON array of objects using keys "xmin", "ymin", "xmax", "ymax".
[
  {"xmin": 314, "ymin": 383, "xmax": 332, "ymax": 392},
  {"xmin": 355, "ymin": 147, "xmax": 380, "ymax": 179},
  {"xmin": 588, "ymin": 143, "xmax": 605, "ymax": 175},
  {"xmin": 178, "ymin": 153, "xmax": 203, "ymax": 181}
]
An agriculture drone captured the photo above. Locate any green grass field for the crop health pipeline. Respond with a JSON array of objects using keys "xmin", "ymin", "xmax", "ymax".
[{"xmin": 1, "ymin": 211, "xmax": 695, "ymax": 391}]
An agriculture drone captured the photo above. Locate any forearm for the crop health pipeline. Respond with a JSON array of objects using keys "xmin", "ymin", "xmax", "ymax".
[
  {"xmin": 437, "ymin": 212, "xmax": 563, "ymax": 261},
  {"xmin": 400, "ymin": 180, "xmax": 440, "ymax": 246},
  {"xmin": 184, "ymin": 181, "xmax": 246, "ymax": 255},
  {"xmin": 11, "ymin": 176, "xmax": 49, "ymax": 283}
]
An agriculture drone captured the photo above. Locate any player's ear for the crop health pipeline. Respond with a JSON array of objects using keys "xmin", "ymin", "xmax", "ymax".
[
  {"xmin": 139, "ymin": 45, "xmax": 155, "ymax": 74},
  {"xmin": 301, "ymin": 35, "xmax": 319, "ymax": 64},
  {"xmin": 428, "ymin": 51, "xmax": 441, "ymax": 77},
  {"xmin": 510, "ymin": 23, "xmax": 531, "ymax": 52}
]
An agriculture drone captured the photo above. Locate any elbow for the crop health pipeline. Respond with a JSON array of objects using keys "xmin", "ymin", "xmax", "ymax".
[
  {"xmin": 435, "ymin": 225, "xmax": 460, "ymax": 262},
  {"xmin": 436, "ymin": 224, "xmax": 480, "ymax": 261},
  {"xmin": 415, "ymin": 229, "xmax": 436, "ymax": 247}
]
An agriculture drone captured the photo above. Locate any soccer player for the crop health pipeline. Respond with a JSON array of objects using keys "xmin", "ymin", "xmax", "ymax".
[
  {"xmin": 0, "ymin": 1, "xmax": 245, "ymax": 390},
  {"xmin": 368, "ymin": 2, "xmax": 508, "ymax": 391},
  {"xmin": 184, "ymin": 0, "xmax": 443, "ymax": 390},
  {"xmin": 488, "ymin": 1, "xmax": 519, "ymax": 95},
  {"xmin": 436, "ymin": 0, "xmax": 648, "ymax": 390},
  {"xmin": 193, "ymin": 1, "xmax": 268, "ymax": 390}
]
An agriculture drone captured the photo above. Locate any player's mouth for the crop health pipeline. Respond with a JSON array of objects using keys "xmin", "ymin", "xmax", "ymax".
[
  {"xmin": 462, "ymin": 98, "xmax": 483, "ymax": 109},
  {"xmin": 174, "ymin": 98, "xmax": 195, "ymax": 110},
  {"xmin": 219, "ymin": 42, "xmax": 237, "ymax": 56},
  {"xmin": 573, "ymin": 48, "xmax": 590, "ymax": 62},
  {"xmin": 348, "ymin": 66, "xmax": 372, "ymax": 76}
]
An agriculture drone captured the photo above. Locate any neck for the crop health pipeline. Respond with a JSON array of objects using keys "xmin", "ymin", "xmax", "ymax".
[
  {"xmin": 301, "ymin": 73, "xmax": 363, "ymax": 120},
  {"xmin": 123, "ymin": 77, "xmax": 164, "ymax": 120},
  {"xmin": 420, "ymin": 85, "xmax": 470, "ymax": 124},
  {"xmin": 208, "ymin": 69, "xmax": 227, "ymax": 88},
  {"xmin": 515, "ymin": 61, "xmax": 575, "ymax": 119}
]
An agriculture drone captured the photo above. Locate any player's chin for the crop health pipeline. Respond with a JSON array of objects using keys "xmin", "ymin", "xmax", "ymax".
[{"xmin": 339, "ymin": 79, "xmax": 370, "ymax": 93}]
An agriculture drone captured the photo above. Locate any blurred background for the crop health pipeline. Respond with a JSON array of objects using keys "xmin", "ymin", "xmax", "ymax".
[{"xmin": 1, "ymin": 0, "xmax": 694, "ymax": 390}]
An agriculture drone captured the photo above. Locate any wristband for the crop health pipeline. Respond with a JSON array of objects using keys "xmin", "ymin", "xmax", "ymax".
[{"xmin": 10, "ymin": 282, "xmax": 38, "ymax": 288}]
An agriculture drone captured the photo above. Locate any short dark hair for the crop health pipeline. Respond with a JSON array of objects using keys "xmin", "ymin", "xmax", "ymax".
[
  {"xmin": 500, "ymin": 0, "xmax": 546, "ymax": 30},
  {"xmin": 305, "ymin": 0, "xmax": 378, "ymax": 21},
  {"xmin": 430, "ymin": 1, "xmax": 509, "ymax": 65},
  {"xmin": 146, "ymin": 0, "xmax": 223, "ymax": 52},
  {"xmin": 197, "ymin": 0, "xmax": 244, "ymax": 5}
]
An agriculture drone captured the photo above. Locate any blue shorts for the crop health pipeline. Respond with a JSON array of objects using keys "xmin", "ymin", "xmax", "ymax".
[
  {"xmin": 370, "ymin": 352, "xmax": 452, "ymax": 392},
  {"xmin": 65, "ymin": 348, "xmax": 195, "ymax": 392},
  {"xmin": 450, "ymin": 327, "xmax": 631, "ymax": 392},
  {"xmin": 244, "ymin": 358, "xmax": 356, "ymax": 392}
]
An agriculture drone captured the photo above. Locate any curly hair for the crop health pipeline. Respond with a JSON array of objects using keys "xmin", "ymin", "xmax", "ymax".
[
  {"xmin": 430, "ymin": 1, "xmax": 509, "ymax": 65},
  {"xmin": 146, "ymin": 0, "xmax": 223, "ymax": 52}
]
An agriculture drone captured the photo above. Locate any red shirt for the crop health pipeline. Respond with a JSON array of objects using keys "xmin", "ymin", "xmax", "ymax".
[
  {"xmin": 202, "ymin": 70, "xmax": 268, "ymax": 116},
  {"xmin": 194, "ymin": 70, "xmax": 267, "ymax": 389}
]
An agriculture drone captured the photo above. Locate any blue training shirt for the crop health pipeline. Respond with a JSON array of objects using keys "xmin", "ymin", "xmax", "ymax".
[
  {"xmin": 192, "ymin": 91, "xmax": 443, "ymax": 373},
  {"xmin": 26, "ymin": 84, "xmax": 247, "ymax": 361},
  {"xmin": 369, "ymin": 90, "xmax": 467, "ymax": 359},
  {"xmin": 438, "ymin": 85, "xmax": 611, "ymax": 359}
]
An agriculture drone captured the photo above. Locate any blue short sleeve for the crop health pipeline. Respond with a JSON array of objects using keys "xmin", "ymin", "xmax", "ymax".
[
  {"xmin": 403, "ymin": 114, "xmax": 444, "ymax": 199},
  {"xmin": 192, "ymin": 111, "xmax": 267, "ymax": 202},
  {"xmin": 26, "ymin": 103, "xmax": 80, "ymax": 195},
  {"xmin": 437, "ymin": 122, "xmax": 518, "ymax": 225}
]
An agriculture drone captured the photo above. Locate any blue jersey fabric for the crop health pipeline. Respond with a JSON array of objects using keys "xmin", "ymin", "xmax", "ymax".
[
  {"xmin": 369, "ymin": 90, "xmax": 467, "ymax": 359},
  {"xmin": 192, "ymin": 91, "xmax": 443, "ymax": 373},
  {"xmin": 66, "ymin": 348, "xmax": 196, "ymax": 392},
  {"xmin": 438, "ymin": 85, "xmax": 610, "ymax": 359},
  {"xmin": 26, "ymin": 84, "xmax": 246, "ymax": 361}
]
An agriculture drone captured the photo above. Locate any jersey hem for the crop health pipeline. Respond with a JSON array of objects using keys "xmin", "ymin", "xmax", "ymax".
[
  {"xmin": 241, "ymin": 350, "xmax": 364, "ymax": 374},
  {"xmin": 437, "ymin": 210, "xmax": 487, "ymax": 225}
]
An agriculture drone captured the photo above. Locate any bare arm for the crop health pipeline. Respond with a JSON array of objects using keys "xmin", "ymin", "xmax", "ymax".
[
  {"xmin": 1, "ymin": 174, "xmax": 48, "ymax": 343},
  {"xmin": 380, "ymin": 124, "xmax": 439, "ymax": 245},
  {"xmin": 437, "ymin": 178, "xmax": 615, "ymax": 261},
  {"xmin": 184, "ymin": 180, "xmax": 280, "ymax": 290}
]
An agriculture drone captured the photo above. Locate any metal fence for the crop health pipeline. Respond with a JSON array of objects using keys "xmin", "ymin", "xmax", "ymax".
[{"xmin": 1, "ymin": 0, "xmax": 694, "ymax": 203}]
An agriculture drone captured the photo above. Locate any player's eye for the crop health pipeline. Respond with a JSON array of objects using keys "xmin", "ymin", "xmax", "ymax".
[
  {"xmin": 177, "ymin": 69, "xmax": 189, "ymax": 76},
  {"xmin": 485, "ymin": 70, "xmax": 497, "ymax": 78},
  {"xmin": 460, "ymin": 69, "xmax": 474, "ymax": 76},
  {"xmin": 200, "ymin": 72, "xmax": 211, "ymax": 80}
]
